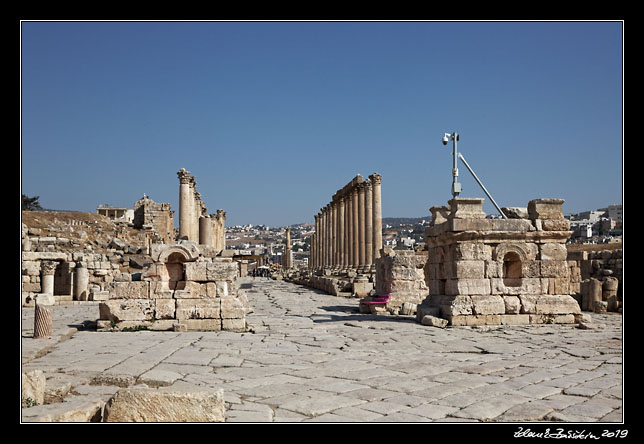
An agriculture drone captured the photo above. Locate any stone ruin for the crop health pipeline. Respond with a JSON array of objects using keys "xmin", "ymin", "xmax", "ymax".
[
  {"xmin": 415, "ymin": 197, "xmax": 583, "ymax": 326},
  {"xmin": 289, "ymin": 173, "xmax": 383, "ymax": 297},
  {"xmin": 22, "ymin": 168, "xmax": 251, "ymax": 332},
  {"xmin": 97, "ymin": 242, "xmax": 250, "ymax": 332}
]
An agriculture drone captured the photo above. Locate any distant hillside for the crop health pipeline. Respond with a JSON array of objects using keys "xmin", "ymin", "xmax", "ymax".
[{"xmin": 382, "ymin": 217, "xmax": 428, "ymax": 226}]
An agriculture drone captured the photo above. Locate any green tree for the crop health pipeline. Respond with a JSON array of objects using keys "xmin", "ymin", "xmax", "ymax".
[{"xmin": 22, "ymin": 194, "xmax": 43, "ymax": 211}]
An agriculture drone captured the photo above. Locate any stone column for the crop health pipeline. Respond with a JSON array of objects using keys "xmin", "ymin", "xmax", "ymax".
[
  {"xmin": 199, "ymin": 215, "xmax": 212, "ymax": 246},
  {"xmin": 346, "ymin": 191, "xmax": 353, "ymax": 269},
  {"xmin": 358, "ymin": 182, "xmax": 366, "ymax": 272},
  {"xmin": 331, "ymin": 202, "xmax": 337, "ymax": 268},
  {"xmin": 321, "ymin": 207, "xmax": 327, "ymax": 268},
  {"xmin": 177, "ymin": 168, "xmax": 192, "ymax": 240},
  {"xmin": 326, "ymin": 205, "xmax": 332, "ymax": 268},
  {"xmin": 216, "ymin": 210, "xmax": 226, "ymax": 251},
  {"xmin": 314, "ymin": 214, "xmax": 320, "ymax": 270},
  {"xmin": 370, "ymin": 173, "xmax": 383, "ymax": 261},
  {"xmin": 338, "ymin": 196, "xmax": 345, "ymax": 270},
  {"xmin": 40, "ymin": 261, "xmax": 57, "ymax": 295},
  {"xmin": 310, "ymin": 233, "xmax": 316, "ymax": 270},
  {"xmin": 365, "ymin": 180, "xmax": 373, "ymax": 272},
  {"xmin": 352, "ymin": 186, "xmax": 359, "ymax": 271},
  {"xmin": 193, "ymin": 188, "xmax": 202, "ymax": 242},
  {"xmin": 73, "ymin": 265, "xmax": 89, "ymax": 301},
  {"xmin": 283, "ymin": 227, "xmax": 292, "ymax": 269}
]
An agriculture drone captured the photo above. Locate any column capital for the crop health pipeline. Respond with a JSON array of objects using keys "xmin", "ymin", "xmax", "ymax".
[
  {"xmin": 369, "ymin": 173, "xmax": 382, "ymax": 185},
  {"xmin": 40, "ymin": 261, "xmax": 58, "ymax": 275},
  {"xmin": 177, "ymin": 168, "xmax": 192, "ymax": 184}
]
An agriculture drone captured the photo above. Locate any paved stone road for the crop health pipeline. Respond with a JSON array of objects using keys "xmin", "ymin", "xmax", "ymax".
[{"xmin": 21, "ymin": 278, "xmax": 623, "ymax": 422}]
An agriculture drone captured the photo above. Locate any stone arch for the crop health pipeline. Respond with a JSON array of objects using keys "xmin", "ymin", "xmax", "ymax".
[
  {"xmin": 493, "ymin": 242, "xmax": 535, "ymax": 289},
  {"xmin": 502, "ymin": 251, "xmax": 523, "ymax": 287},
  {"xmin": 152, "ymin": 243, "xmax": 200, "ymax": 264},
  {"xmin": 493, "ymin": 242, "xmax": 536, "ymax": 263}
]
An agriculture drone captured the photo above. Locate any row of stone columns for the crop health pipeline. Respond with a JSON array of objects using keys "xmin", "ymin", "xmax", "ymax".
[
  {"xmin": 178, "ymin": 168, "xmax": 226, "ymax": 251},
  {"xmin": 310, "ymin": 173, "xmax": 382, "ymax": 273}
]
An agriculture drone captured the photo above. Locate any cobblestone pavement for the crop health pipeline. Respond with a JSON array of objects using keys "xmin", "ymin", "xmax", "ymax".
[{"xmin": 21, "ymin": 278, "xmax": 623, "ymax": 423}]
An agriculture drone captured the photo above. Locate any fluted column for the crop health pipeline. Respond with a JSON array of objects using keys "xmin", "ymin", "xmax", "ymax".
[
  {"xmin": 177, "ymin": 168, "xmax": 192, "ymax": 240},
  {"xmin": 314, "ymin": 214, "xmax": 320, "ymax": 270},
  {"xmin": 351, "ymin": 186, "xmax": 359, "ymax": 270},
  {"xmin": 370, "ymin": 173, "xmax": 383, "ymax": 261},
  {"xmin": 357, "ymin": 182, "xmax": 366, "ymax": 272},
  {"xmin": 322, "ymin": 207, "xmax": 329, "ymax": 268},
  {"xmin": 326, "ymin": 204, "xmax": 332, "ymax": 267},
  {"xmin": 365, "ymin": 180, "xmax": 373, "ymax": 272},
  {"xmin": 338, "ymin": 196, "xmax": 345, "ymax": 270},
  {"xmin": 331, "ymin": 202, "xmax": 337, "ymax": 268},
  {"xmin": 346, "ymin": 190, "xmax": 353, "ymax": 269}
]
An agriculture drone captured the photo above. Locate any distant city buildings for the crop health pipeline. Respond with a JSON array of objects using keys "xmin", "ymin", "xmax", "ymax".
[{"xmin": 566, "ymin": 203, "xmax": 622, "ymax": 243}]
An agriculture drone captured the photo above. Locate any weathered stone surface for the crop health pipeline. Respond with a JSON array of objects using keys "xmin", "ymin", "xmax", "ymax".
[
  {"xmin": 420, "ymin": 315, "xmax": 448, "ymax": 328},
  {"xmin": 221, "ymin": 296, "xmax": 245, "ymax": 319},
  {"xmin": 471, "ymin": 295, "xmax": 506, "ymax": 315},
  {"xmin": 103, "ymin": 386, "xmax": 225, "ymax": 422},
  {"xmin": 22, "ymin": 369, "xmax": 45, "ymax": 407},
  {"xmin": 528, "ymin": 198, "xmax": 565, "ymax": 220},
  {"xmin": 99, "ymin": 299, "xmax": 154, "ymax": 322},
  {"xmin": 445, "ymin": 278, "xmax": 491, "ymax": 296},
  {"xmin": 106, "ymin": 281, "xmax": 149, "ymax": 299},
  {"xmin": 154, "ymin": 299, "xmax": 176, "ymax": 319},
  {"xmin": 439, "ymin": 295, "xmax": 473, "ymax": 316},
  {"xmin": 539, "ymin": 243, "xmax": 568, "ymax": 261},
  {"xmin": 519, "ymin": 295, "xmax": 581, "ymax": 315},
  {"xmin": 175, "ymin": 299, "xmax": 220, "ymax": 320}
]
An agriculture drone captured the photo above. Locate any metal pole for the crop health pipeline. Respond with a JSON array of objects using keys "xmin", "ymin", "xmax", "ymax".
[
  {"xmin": 457, "ymin": 153, "xmax": 507, "ymax": 219},
  {"xmin": 452, "ymin": 133, "xmax": 460, "ymax": 198}
]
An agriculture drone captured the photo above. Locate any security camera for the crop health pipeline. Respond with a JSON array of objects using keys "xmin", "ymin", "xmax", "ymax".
[{"xmin": 442, "ymin": 133, "xmax": 450, "ymax": 145}]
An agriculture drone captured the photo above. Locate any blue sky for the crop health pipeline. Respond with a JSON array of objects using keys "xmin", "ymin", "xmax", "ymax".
[{"xmin": 21, "ymin": 21, "xmax": 623, "ymax": 227}]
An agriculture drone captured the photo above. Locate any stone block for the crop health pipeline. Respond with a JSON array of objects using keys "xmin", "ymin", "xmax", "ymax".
[
  {"xmin": 546, "ymin": 278, "xmax": 570, "ymax": 295},
  {"xmin": 154, "ymin": 299, "xmax": 176, "ymax": 319},
  {"xmin": 99, "ymin": 299, "xmax": 154, "ymax": 322},
  {"xmin": 519, "ymin": 295, "xmax": 580, "ymax": 315},
  {"xmin": 183, "ymin": 262, "xmax": 209, "ymax": 281},
  {"xmin": 445, "ymin": 278, "xmax": 490, "ymax": 295},
  {"xmin": 539, "ymin": 243, "xmax": 568, "ymax": 261},
  {"xmin": 527, "ymin": 198, "xmax": 565, "ymax": 220},
  {"xmin": 220, "ymin": 296, "xmax": 245, "ymax": 319},
  {"xmin": 420, "ymin": 315, "xmax": 448, "ymax": 328},
  {"xmin": 450, "ymin": 242, "xmax": 493, "ymax": 261},
  {"xmin": 448, "ymin": 198, "xmax": 486, "ymax": 219},
  {"xmin": 89, "ymin": 290, "xmax": 110, "ymax": 301},
  {"xmin": 499, "ymin": 314, "xmax": 531, "ymax": 325},
  {"xmin": 107, "ymin": 281, "xmax": 149, "ymax": 299},
  {"xmin": 540, "ymin": 260, "xmax": 569, "ymax": 278},
  {"xmin": 540, "ymin": 219, "xmax": 570, "ymax": 231},
  {"xmin": 439, "ymin": 295, "xmax": 473, "ymax": 316},
  {"xmin": 451, "ymin": 260, "xmax": 486, "ymax": 279},
  {"xmin": 503, "ymin": 295, "xmax": 521, "ymax": 314},
  {"xmin": 222, "ymin": 318, "xmax": 246, "ymax": 332},
  {"xmin": 22, "ymin": 369, "xmax": 45, "ymax": 407},
  {"xmin": 490, "ymin": 278, "xmax": 543, "ymax": 295},
  {"xmin": 175, "ymin": 299, "xmax": 220, "ymax": 320},
  {"xmin": 471, "ymin": 295, "xmax": 506, "ymax": 315},
  {"xmin": 103, "ymin": 386, "xmax": 225, "ymax": 422},
  {"xmin": 449, "ymin": 218, "xmax": 533, "ymax": 232},
  {"xmin": 183, "ymin": 319, "xmax": 222, "ymax": 331},
  {"xmin": 207, "ymin": 262, "xmax": 239, "ymax": 281},
  {"xmin": 594, "ymin": 300, "xmax": 608, "ymax": 314}
]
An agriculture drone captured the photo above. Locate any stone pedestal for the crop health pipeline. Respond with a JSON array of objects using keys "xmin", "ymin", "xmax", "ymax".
[
  {"xmin": 417, "ymin": 197, "xmax": 581, "ymax": 326},
  {"xmin": 33, "ymin": 303, "xmax": 53, "ymax": 339}
]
